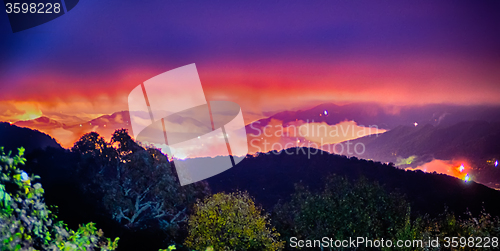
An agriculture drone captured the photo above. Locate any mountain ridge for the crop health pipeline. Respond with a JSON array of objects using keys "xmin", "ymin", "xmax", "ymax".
[
  {"xmin": 0, "ymin": 122, "xmax": 62, "ymax": 153},
  {"xmin": 202, "ymin": 148, "xmax": 500, "ymax": 217}
]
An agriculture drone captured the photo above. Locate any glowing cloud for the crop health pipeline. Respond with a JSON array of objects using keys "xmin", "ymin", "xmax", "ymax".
[
  {"xmin": 299, "ymin": 120, "xmax": 386, "ymax": 145},
  {"xmin": 0, "ymin": 101, "xmax": 42, "ymax": 122},
  {"xmin": 411, "ymin": 159, "xmax": 472, "ymax": 181}
]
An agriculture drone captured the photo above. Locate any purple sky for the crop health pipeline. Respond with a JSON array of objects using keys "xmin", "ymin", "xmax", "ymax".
[{"xmin": 1, "ymin": 0, "xmax": 500, "ymax": 121}]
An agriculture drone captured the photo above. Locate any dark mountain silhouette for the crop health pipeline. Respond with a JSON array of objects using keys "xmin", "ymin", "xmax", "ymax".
[
  {"xmin": 203, "ymin": 148, "xmax": 500, "ymax": 217},
  {"xmin": 0, "ymin": 122, "xmax": 62, "ymax": 153}
]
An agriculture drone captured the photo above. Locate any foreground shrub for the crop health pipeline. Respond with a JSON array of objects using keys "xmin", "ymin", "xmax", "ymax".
[
  {"xmin": 0, "ymin": 147, "xmax": 118, "ymax": 251},
  {"xmin": 273, "ymin": 175, "xmax": 500, "ymax": 251},
  {"xmin": 273, "ymin": 175, "xmax": 410, "ymax": 250},
  {"xmin": 185, "ymin": 192, "xmax": 284, "ymax": 251}
]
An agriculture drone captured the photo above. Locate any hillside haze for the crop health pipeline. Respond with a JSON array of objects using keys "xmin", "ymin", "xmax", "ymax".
[{"xmin": 333, "ymin": 120, "xmax": 500, "ymax": 189}]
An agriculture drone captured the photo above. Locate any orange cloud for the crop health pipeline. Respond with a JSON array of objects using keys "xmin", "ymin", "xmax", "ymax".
[
  {"xmin": 3, "ymin": 54, "xmax": 500, "ymax": 126},
  {"xmin": 247, "ymin": 119, "xmax": 386, "ymax": 154},
  {"xmin": 0, "ymin": 101, "xmax": 42, "ymax": 122},
  {"xmin": 411, "ymin": 159, "xmax": 473, "ymax": 181},
  {"xmin": 299, "ymin": 120, "xmax": 386, "ymax": 145}
]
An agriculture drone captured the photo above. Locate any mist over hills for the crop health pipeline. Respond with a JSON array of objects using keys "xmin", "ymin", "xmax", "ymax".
[
  {"xmin": 14, "ymin": 116, "xmax": 66, "ymax": 130},
  {"xmin": 13, "ymin": 111, "xmax": 132, "ymax": 147},
  {"xmin": 338, "ymin": 120, "xmax": 500, "ymax": 163},
  {"xmin": 247, "ymin": 103, "xmax": 500, "ymax": 132},
  {"xmin": 14, "ymin": 111, "xmax": 132, "ymax": 131},
  {"xmin": 11, "ymin": 103, "xmax": 500, "ymax": 141},
  {"xmin": 334, "ymin": 120, "xmax": 500, "ymax": 189}
]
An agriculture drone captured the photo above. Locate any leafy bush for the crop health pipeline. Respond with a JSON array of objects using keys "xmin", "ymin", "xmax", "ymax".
[
  {"xmin": 0, "ymin": 147, "xmax": 118, "ymax": 251},
  {"xmin": 273, "ymin": 175, "xmax": 410, "ymax": 250},
  {"xmin": 432, "ymin": 209, "xmax": 500, "ymax": 251},
  {"xmin": 273, "ymin": 175, "xmax": 500, "ymax": 251},
  {"xmin": 184, "ymin": 192, "xmax": 284, "ymax": 251},
  {"xmin": 386, "ymin": 209, "xmax": 500, "ymax": 251}
]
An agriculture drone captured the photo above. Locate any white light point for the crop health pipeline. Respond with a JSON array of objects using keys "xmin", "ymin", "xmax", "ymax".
[
  {"xmin": 459, "ymin": 164, "xmax": 465, "ymax": 172},
  {"xmin": 464, "ymin": 174, "xmax": 470, "ymax": 182}
]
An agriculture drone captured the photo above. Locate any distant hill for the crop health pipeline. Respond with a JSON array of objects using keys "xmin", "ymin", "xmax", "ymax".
[
  {"xmin": 337, "ymin": 121, "xmax": 500, "ymax": 161},
  {"xmin": 14, "ymin": 116, "xmax": 67, "ymax": 130},
  {"xmin": 12, "ymin": 103, "xmax": 500, "ymax": 150},
  {"xmin": 12, "ymin": 111, "xmax": 132, "ymax": 147},
  {"xmin": 330, "ymin": 120, "xmax": 500, "ymax": 188},
  {"xmin": 64, "ymin": 111, "xmax": 132, "ymax": 141},
  {"xmin": 65, "ymin": 111, "xmax": 131, "ymax": 130},
  {"xmin": 42, "ymin": 111, "xmax": 88, "ymax": 125},
  {"xmin": 203, "ymin": 148, "xmax": 500, "ymax": 217},
  {"xmin": 0, "ymin": 122, "xmax": 62, "ymax": 153}
]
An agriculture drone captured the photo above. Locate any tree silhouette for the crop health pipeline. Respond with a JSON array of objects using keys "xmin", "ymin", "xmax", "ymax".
[
  {"xmin": 71, "ymin": 129, "xmax": 209, "ymax": 243},
  {"xmin": 111, "ymin": 129, "xmax": 142, "ymax": 158}
]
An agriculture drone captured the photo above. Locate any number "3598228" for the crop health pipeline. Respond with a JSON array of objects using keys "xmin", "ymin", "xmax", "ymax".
[{"xmin": 5, "ymin": 2, "xmax": 62, "ymax": 14}]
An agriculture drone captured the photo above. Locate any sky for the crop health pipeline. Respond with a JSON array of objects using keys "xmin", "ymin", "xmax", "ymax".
[{"xmin": 1, "ymin": 0, "xmax": 500, "ymax": 123}]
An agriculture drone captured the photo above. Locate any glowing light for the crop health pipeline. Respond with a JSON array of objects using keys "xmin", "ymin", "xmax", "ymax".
[
  {"xmin": 412, "ymin": 159, "xmax": 474, "ymax": 181},
  {"xmin": 495, "ymin": 160, "xmax": 498, "ymax": 167},
  {"xmin": 459, "ymin": 164, "xmax": 465, "ymax": 172},
  {"xmin": 414, "ymin": 122, "xmax": 418, "ymax": 127},
  {"xmin": 464, "ymin": 174, "xmax": 470, "ymax": 182},
  {"xmin": 10, "ymin": 102, "xmax": 43, "ymax": 121},
  {"xmin": 324, "ymin": 110, "xmax": 328, "ymax": 115}
]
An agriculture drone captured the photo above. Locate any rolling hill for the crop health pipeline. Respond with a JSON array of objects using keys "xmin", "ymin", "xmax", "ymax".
[
  {"xmin": 13, "ymin": 111, "xmax": 132, "ymax": 147},
  {"xmin": 330, "ymin": 120, "xmax": 500, "ymax": 188},
  {"xmin": 199, "ymin": 148, "xmax": 500, "ymax": 217},
  {"xmin": 0, "ymin": 122, "xmax": 62, "ymax": 153}
]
